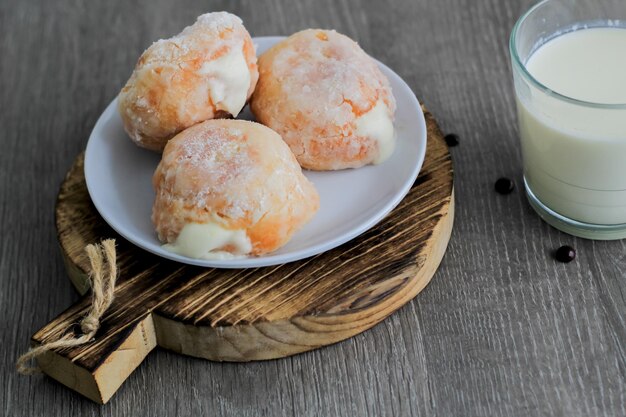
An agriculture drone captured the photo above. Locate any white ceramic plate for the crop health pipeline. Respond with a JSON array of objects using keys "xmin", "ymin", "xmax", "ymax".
[{"xmin": 84, "ymin": 36, "xmax": 427, "ymax": 268}]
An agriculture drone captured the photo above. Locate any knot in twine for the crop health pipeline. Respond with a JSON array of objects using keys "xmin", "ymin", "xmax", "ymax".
[{"xmin": 16, "ymin": 239, "xmax": 118, "ymax": 375}]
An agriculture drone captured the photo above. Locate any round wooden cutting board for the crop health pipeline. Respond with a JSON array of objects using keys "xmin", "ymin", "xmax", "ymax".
[{"xmin": 31, "ymin": 108, "xmax": 454, "ymax": 404}]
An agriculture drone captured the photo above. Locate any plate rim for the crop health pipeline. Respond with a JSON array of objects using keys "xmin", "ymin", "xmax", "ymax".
[{"xmin": 84, "ymin": 36, "xmax": 427, "ymax": 269}]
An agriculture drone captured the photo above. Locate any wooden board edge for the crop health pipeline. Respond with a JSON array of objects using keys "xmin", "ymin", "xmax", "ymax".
[
  {"xmin": 35, "ymin": 349, "xmax": 105, "ymax": 403},
  {"xmin": 62, "ymin": 249, "xmax": 91, "ymax": 295},
  {"xmin": 152, "ymin": 191, "xmax": 454, "ymax": 361}
]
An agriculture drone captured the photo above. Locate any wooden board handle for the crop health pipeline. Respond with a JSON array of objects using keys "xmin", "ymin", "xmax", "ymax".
[{"xmin": 32, "ymin": 267, "xmax": 158, "ymax": 404}]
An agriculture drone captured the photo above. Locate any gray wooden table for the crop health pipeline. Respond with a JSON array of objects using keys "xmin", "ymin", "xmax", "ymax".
[{"xmin": 2, "ymin": 0, "xmax": 625, "ymax": 416}]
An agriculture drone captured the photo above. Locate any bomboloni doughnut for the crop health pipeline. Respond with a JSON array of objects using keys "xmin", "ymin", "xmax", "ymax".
[
  {"xmin": 118, "ymin": 12, "xmax": 258, "ymax": 151},
  {"xmin": 152, "ymin": 119, "xmax": 319, "ymax": 259},
  {"xmin": 250, "ymin": 29, "xmax": 396, "ymax": 170}
]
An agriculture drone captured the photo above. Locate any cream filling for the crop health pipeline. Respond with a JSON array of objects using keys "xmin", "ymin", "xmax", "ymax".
[
  {"xmin": 198, "ymin": 45, "xmax": 251, "ymax": 116},
  {"xmin": 163, "ymin": 222, "xmax": 252, "ymax": 260},
  {"xmin": 355, "ymin": 100, "xmax": 395, "ymax": 164}
]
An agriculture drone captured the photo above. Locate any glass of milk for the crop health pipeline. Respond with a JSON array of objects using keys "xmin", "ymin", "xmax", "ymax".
[{"xmin": 510, "ymin": 0, "xmax": 626, "ymax": 240}]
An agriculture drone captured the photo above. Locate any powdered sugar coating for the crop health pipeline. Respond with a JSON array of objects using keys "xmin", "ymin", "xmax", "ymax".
[
  {"xmin": 250, "ymin": 29, "xmax": 396, "ymax": 170},
  {"xmin": 118, "ymin": 12, "xmax": 258, "ymax": 151},
  {"xmin": 152, "ymin": 119, "xmax": 320, "ymax": 255}
]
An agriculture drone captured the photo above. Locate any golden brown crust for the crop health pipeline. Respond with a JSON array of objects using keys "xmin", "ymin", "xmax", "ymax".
[
  {"xmin": 118, "ymin": 12, "xmax": 259, "ymax": 152},
  {"xmin": 152, "ymin": 119, "xmax": 319, "ymax": 256},
  {"xmin": 250, "ymin": 29, "xmax": 396, "ymax": 170}
]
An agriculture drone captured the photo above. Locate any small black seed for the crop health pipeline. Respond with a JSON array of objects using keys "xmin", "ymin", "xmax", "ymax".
[
  {"xmin": 495, "ymin": 177, "xmax": 515, "ymax": 194},
  {"xmin": 444, "ymin": 133, "xmax": 460, "ymax": 147},
  {"xmin": 555, "ymin": 245, "xmax": 576, "ymax": 263}
]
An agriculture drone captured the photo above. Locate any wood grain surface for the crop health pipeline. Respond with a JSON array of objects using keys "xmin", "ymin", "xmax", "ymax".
[
  {"xmin": 2, "ymin": 0, "xmax": 625, "ymax": 416},
  {"xmin": 33, "ymin": 107, "xmax": 451, "ymax": 404}
]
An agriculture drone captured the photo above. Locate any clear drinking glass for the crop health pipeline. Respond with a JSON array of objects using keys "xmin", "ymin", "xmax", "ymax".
[{"xmin": 510, "ymin": 0, "xmax": 626, "ymax": 240}]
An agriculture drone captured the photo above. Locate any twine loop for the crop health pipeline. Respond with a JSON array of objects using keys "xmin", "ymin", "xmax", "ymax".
[
  {"xmin": 80, "ymin": 316, "xmax": 100, "ymax": 335},
  {"xmin": 16, "ymin": 239, "xmax": 117, "ymax": 375}
]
